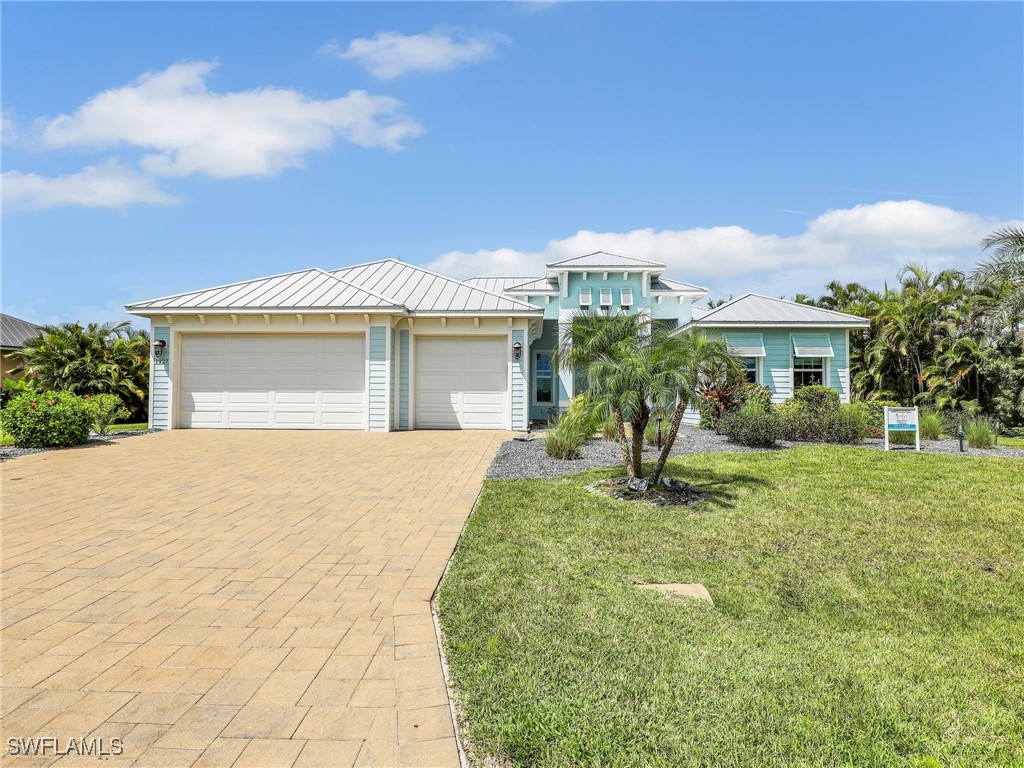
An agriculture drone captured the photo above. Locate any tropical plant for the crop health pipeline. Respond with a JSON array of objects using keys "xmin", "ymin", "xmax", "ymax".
[
  {"xmin": 9, "ymin": 321, "xmax": 150, "ymax": 418},
  {"xmin": 82, "ymin": 394, "xmax": 130, "ymax": 435},
  {"xmin": 919, "ymin": 410, "xmax": 945, "ymax": 441},
  {"xmin": 544, "ymin": 395, "xmax": 598, "ymax": 460},
  {"xmin": 965, "ymin": 417, "xmax": 995, "ymax": 449},
  {"xmin": 1, "ymin": 390, "xmax": 93, "ymax": 448},
  {"xmin": 975, "ymin": 226, "xmax": 1024, "ymax": 337},
  {"xmin": 555, "ymin": 312, "xmax": 734, "ymax": 482}
]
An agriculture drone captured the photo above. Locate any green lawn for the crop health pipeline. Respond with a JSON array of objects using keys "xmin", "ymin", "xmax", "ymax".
[
  {"xmin": 106, "ymin": 422, "xmax": 149, "ymax": 433},
  {"xmin": 438, "ymin": 447, "xmax": 1024, "ymax": 767},
  {"xmin": 999, "ymin": 435, "xmax": 1024, "ymax": 448}
]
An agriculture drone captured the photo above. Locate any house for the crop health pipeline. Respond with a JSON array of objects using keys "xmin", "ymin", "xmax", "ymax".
[
  {"xmin": 126, "ymin": 253, "xmax": 869, "ymax": 431},
  {"xmin": 1, "ymin": 313, "xmax": 42, "ymax": 385}
]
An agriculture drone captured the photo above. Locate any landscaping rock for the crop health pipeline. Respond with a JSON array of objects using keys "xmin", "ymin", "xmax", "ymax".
[{"xmin": 626, "ymin": 477, "xmax": 648, "ymax": 492}]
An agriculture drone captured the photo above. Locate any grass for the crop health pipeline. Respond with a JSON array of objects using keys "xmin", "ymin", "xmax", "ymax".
[
  {"xmin": 0, "ymin": 428, "xmax": 13, "ymax": 446},
  {"xmin": 438, "ymin": 447, "xmax": 1024, "ymax": 767},
  {"xmin": 106, "ymin": 422, "xmax": 148, "ymax": 433},
  {"xmin": 999, "ymin": 435, "xmax": 1024, "ymax": 448}
]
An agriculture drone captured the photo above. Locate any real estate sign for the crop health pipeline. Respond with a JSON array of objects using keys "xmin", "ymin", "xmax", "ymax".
[{"xmin": 884, "ymin": 406, "xmax": 920, "ymax": 451}]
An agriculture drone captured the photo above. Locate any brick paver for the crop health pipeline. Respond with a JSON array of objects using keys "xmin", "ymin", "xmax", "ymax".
[{"xmin": 2, "ymin": 430, "xmax": 508, "ymax": 767}]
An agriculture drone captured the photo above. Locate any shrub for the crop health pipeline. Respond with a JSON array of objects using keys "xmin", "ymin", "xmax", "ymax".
[
  {"xmin": 737, "ymin": 383, "xmax": 774, "ymax": 414},
  {"xmin": 720, "ymin": 401, "xmax": 780, "ymax": 447},
  {"xmin": 778, "ymin": 391, "xmax": 865, "ymax": 444},
  {"xmin": 792, "ymin": 385, "xmax": 840, "ymax": 415},
  {"xmin": 824, "ymin": 404, "xmax": 868, "ymax": 444},
  {"xmin": 965, "ymin": 417, "xmax": 995, "ymax": 449},
  {"xmin": 545, "ymin": 396, "xmax": 598, "ymax": 459},
  {"xmin": 919, "ymin": 410, "xmax": 945, "ymax": 441},
  {"xmin": 777, "ymin": 402, "xmax": 820, "ymax": 441},
  {"xmin": 1, "ymin": 390, "xmax": 93, "ymax": 448},
  {"xmin": 81, "ymin": 394, "xmax": 130, "ymax": 435},
  {"xmin": 858, "ymin": 399, "xmax": 902, "ymax": 439}
]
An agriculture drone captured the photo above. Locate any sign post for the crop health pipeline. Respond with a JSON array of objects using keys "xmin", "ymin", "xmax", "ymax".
[{"xmin": 884, "ymin": 406, "xmax": 920, "ymax": 451}]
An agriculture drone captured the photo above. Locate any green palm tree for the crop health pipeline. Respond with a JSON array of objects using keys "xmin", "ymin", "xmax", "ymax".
[
  {"xmin": 556, "ymin": 312, "xmax": 733, "ymax": 482},
  {"xmin": 976, "ymin": 226, "xmax": 1024, "ymax": 336},
  {"xmin": 9, "ymin": 321, "xmax": 150, "ymax": 417}
]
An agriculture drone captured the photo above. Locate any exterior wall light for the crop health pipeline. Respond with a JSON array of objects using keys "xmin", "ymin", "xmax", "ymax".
[
  {"xmin": 153, "ymin": 338, "xmax": 167, "ymax": 358},
  {"xmin": 512, "ymin": 341, "xmax": 523, "ymax": 360}
]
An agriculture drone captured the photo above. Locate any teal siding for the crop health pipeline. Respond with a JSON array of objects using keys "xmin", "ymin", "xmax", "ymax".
[
  {"xmin": 707, "ymin": 327, "xmax": 850, "ymax": 404},
  {"xmin": 368, "ymin": 326, "xmax": 388, "ymax": 431},
  {"xmin": 390, "ymin": 329, "xmax": 398, "ymax": 428},
  {"xmin": 398, "ymin": 330, "xmax": 410, "ymax": 429},
  {"xmin": 151, "ymin": 326, "xmax": 171, "ymax": 429},
  {"xmin": 512, "ymin": 330, "xmax": 527, "ymax": 430}
]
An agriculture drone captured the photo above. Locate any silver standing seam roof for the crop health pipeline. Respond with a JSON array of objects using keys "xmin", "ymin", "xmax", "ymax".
[
  {"xmin": 546, "ymin": 251, "xmax": 667, "ymax": 270},
  {"xmin": 688, "ymin": 294, "xmax": 870, "ymax": 327},
  {"xmin": 330, "ymin": 260, "xmax": 539, "ymax": 314},
  {"xmin": 651, "ymin": 276, "xmax": 707, "ymax": 294},
  {"xmin": 126, "ymin": 269, "xmax": 403, "ymax": 313},
  {"xmin": 1, "ymin": 313, "xmax": 42, "ymax": 349},
  {"xmin": 462, "ymin": 277, "xmax": 541, "ymax": 294}
]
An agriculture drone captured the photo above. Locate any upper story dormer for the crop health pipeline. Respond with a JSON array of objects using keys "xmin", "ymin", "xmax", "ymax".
[{"xmin": 466, "ymin": 251, "xmax": 707, "ymax": 325}]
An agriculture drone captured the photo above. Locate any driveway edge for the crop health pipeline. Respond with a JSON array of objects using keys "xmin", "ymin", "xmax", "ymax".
[{"xmin": 430, "ymin": 492, "xmax": 481, "ymax": 768}]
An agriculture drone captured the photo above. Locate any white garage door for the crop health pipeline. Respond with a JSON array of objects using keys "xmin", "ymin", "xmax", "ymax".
[
  {"xmin": 180, "ymin": 334, "xmax": 366, "ymax": 429},
  {"xmin": 415, "ymin": 336, "xmax": 508, "ymax": 429}
]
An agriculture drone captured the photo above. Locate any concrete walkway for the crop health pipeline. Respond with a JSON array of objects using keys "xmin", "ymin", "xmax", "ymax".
[{"xmin": 2, "ymin": 429, "xmax": 508, "ymax": 767}]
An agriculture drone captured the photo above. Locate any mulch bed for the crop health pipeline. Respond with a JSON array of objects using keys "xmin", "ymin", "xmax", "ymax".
[{"xmin": 584, "ymin": 477, "xmax": 709, "ymax": 507}]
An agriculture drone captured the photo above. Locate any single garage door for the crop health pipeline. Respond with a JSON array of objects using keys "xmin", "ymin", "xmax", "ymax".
[
  {"xmin": 180, "ymin": 334, "xmax": 366, "ymax": 429},
  {"xmin": 415, "ymin": 336, "xmax": 508, "ymax": 429}
]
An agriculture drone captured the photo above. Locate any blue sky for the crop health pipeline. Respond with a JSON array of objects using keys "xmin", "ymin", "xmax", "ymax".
[{"xmin": 3, "ymin": 1, "xmax": 1022, "ymax": 325}]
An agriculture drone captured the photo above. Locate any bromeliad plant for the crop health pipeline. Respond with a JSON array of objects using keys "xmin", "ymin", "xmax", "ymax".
[{"xmin": 554, "ymin": 311, "xmax": 735, "ymax": 483}]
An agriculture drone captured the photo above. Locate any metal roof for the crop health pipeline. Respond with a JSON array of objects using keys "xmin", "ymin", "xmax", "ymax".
[
  {"xmin": 690, "ymin": 305, "xmax": 710, "ymax": 320},
  {"xmin": 1, "ymin": 313, "xmax": 41, "ymax": 349},
  {"xmin": 331, "ymin": 260, "xmax": 541, "ymax": 314},
  {"xmin": 546, "ymin": 251, "xmax": 667, "ymax": 270},
  {"xmin": 689, "ymin": 294, "xmax": 870, "ymax": 327},
  {"xmin": 126, "ymin": 269, "xmax": 403, "ymax": 313},
  {"xmin": 504, "ymin": 277, "xmax": 559, "ymax": 293},
  {"xmin": 463, "ymin": 277, "xmax": 542, "ymax": 294},
  {"xmin": 651, "ymin": 276, "xmax": 707, "ymax": 294}
]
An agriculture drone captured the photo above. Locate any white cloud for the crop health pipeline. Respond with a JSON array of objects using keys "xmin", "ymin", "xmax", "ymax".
[
  {"xmin": 2, "ymin": 161, "xmax": 177, "ymax": 210},
  {"xmin": 38, "ymin": 61, "xmax": 424, "ymax": 178},
  {"xmin": 426, "ymin": 200, "xmax": 1022, "ymax": 301},
  {"xmin": 323, "ymin": 30, "xmax": 509, "ymax": 79}
]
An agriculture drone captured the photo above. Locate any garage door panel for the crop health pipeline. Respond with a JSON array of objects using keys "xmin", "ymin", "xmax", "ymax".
[
  {"xmin": 415, "ymin": 336, "xmax": 508, "ymax": 429},
  {"xmin": 180, "ymin": 334, "xmax": 366, "ymax": 429}
]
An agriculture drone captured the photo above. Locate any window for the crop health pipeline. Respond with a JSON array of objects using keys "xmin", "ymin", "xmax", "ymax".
[
  {"xmin": 620, "ymin": 288, "xmax": 633, "ymax": 308},
  {"xmin": 741, "ymin": 357, "xmax": 758, "ymax": 383},
  {"xmin": 793, "ymin": 357, "xmax": 824, "ymax": 389},
  {"xmin": 600, "ymin": 288, "xmax": 613, "ymax": 307},
  {"xmin": 579, "ymin": 288, "xmax": 592, "ymax": 307},
  {"xmin": 534, "ymin": 352, "xmax": 553, "ymax": 404}
]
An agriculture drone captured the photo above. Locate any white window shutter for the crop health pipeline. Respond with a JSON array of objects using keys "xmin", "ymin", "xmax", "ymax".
[
  {"xmin": 620, "ymin": 288, "xmax": 633, "ymax": 307},
  {"xmin": 579, "ymin": 287, "xmax": 592, "ymax": 307},
  {"xmin": 600, "ymin": 288, "xmax": 613, "ymax": 306}
]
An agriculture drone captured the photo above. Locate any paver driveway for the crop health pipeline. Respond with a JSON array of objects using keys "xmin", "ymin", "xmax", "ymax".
[{"xmin": 2, "ymin": 429, "xmax": 509, "ymax": 767}]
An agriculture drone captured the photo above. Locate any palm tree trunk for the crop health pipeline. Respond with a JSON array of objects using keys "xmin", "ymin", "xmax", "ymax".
[
  {"xmin": 613, "ymin": 408, "xmax": 633, "ymax": 477},
  {"xmin": 649, "ymin": 398, "xmax": 687, "ymax": 484},
  {"xmin": 630, "ymin": 410, "xmax": 648, "ymax": 477}
]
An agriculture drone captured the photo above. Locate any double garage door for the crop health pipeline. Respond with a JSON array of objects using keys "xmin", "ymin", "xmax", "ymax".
[
  {"xmin": 180, "ymin": 334, "xmax": 366, "ymax": 429},
  {"xmin": 178, "ymin": 333, "xmax": 509, "ymax": 430}
]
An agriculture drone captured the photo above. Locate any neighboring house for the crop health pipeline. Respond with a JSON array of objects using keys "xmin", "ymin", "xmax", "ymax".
[
  {"xmin": 126, "ymin": 253, "xmax": 868, "ymax": 431},
  {"xmin": 1, "ymin": 313, "xmax": 42, "ymax": 385}
]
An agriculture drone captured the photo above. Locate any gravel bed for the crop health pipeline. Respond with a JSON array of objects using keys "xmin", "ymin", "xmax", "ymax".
[
  {"xmin": 487, "ymin": 426, "xmax": 1022, "ymax": 480},
  {"xmin": 0, "ymin": 428, "xmax": 162, "ymax": 462},
  {"xmin": 860, "ymin": 436, "xmax": 1024, "ymax": 459}
]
